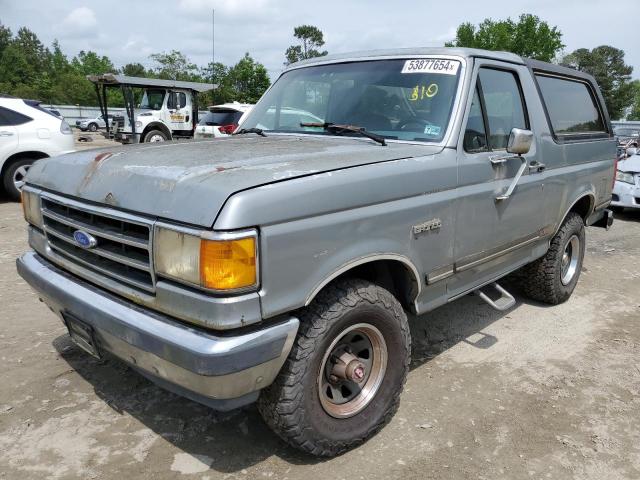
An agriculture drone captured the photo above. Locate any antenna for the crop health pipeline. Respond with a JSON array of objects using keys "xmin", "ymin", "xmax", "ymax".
[{"xmin": 211, "ymin": 8, "xmax": 216, "ymax": 83}]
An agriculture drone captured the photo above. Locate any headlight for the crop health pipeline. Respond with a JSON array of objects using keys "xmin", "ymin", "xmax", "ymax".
[
  {"xmin": 154, "ymin": 226, "xmax": 258, "ymax": 292},
  {"xmin": 21, "ymin": 189, "xmax": 43, "ymax": 227},
  {"xmin": 616, "ymin": 170, "xmax": 635, "ymax": 184},
  {"xmin": 135, "ymin": 121, "xmax": 143, "ymax": 129}
]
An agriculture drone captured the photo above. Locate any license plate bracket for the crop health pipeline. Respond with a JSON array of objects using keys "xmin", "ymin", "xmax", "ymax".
[{"xmin": 63, "ymin": 313, "xmax": 101, "ymax": 359}]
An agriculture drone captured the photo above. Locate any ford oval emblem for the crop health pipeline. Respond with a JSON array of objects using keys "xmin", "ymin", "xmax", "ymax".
[{"xmin": 73, "ymin": 230, "xmax": 98, "ymax": 249}]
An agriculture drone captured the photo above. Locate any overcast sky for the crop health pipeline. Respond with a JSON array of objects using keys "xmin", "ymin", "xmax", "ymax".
[{"xmin": 1, "ymin": 0, "xmax": 638, "ymax": 80}]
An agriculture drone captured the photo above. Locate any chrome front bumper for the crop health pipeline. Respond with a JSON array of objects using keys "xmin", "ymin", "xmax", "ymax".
[{"xmin": 17, "ymin": 251, "xmax": 299, "ymax": 411}]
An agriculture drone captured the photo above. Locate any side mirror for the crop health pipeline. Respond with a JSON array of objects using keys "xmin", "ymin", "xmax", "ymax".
[{"xmin": 506, "ymin": 128, "xmax": 533, "ymax": 155}]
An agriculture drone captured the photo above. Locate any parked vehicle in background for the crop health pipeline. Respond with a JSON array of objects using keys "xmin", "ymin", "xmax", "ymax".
[
  {"xmin": 87, "ymin": 74, "xmax": 215, "ymax": 143},
  {"xmin": 17, "ymin": 48, "xmax": 615, "ymax": 456},
  {"xmin": 194, "ymin": 103, "xmax": 253, "ymax": 139},
  {"xmin": 0, "ymin": 96, "xmax": 74, "ymax": 200},
  {"xmin": 76, "ymin": 114, "xmax": 114, "ymax": 132},
  {"xmin": 612, "ymin": 147, "xmax": 640, "ymax": 211},
  {"xmin": 614, "ymin": 126, "xmax": 640, "ymax": 146},
  {"xmin": 614, "ymin": 126, "xmax": 640, "ymax": 158}
]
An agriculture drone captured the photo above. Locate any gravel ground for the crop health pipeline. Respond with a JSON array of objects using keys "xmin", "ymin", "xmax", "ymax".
[{"xmin": 0, "ymin": 190, "xmax": 639, "ymax": 479}]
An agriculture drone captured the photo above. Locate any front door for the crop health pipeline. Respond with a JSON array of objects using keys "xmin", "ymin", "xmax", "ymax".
[
  {"xmin": 167, "ymin": 91, "xmax": 192, "ymax": 131},
  {"xmin": 449, "ymin": 61, "xmax": 547, "ymax": 296}
]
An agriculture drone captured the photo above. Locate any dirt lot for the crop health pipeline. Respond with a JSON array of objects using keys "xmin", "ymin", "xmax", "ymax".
[{"xmin": 1, "ymin": 188, "xmax": 639, "ymax": 479}]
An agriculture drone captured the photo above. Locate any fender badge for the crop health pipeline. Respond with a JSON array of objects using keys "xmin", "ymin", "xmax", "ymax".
[{"xmin": 413, "ymin": 218, "xmax": 442, "ymax": 236}]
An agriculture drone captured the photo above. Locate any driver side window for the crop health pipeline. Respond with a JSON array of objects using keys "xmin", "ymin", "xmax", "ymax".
[{"xmin": 464, "ymin": 67, "xmax": 528, "ymax": 153}]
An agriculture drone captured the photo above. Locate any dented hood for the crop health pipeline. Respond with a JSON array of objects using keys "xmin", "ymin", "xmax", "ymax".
[
  {"xmin": 618, "ymin": 154, "xmax": 640, "ymax": 173},
  {"xmin": 26, "ymin": 135, "xmax": 438, "ymax": 227}
]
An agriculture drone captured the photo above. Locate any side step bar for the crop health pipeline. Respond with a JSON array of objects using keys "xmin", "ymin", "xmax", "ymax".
[{"xmin": 476, "ymin": 282, "xmax": 516, "ymax": 311}]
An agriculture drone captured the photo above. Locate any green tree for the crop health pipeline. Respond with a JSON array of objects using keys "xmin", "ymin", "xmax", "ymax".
[
  {"xmin": 121, "ymin": 62, "xmax": 148, "ymax": 77},
  {"xmin": 0, "ymin": 27, "xmax": 51, "ymax": 94},
  {"xmin": 445, "ymin": 14, "xmax": 564, "ymax": 62},
  {"xmin": 227, "ymin": 53, "xmax": 271, "ymax": 103},
  {"xmin": 71, "ymin": 50, "xmax": 115, "ymax": 76},
  {"xmin": 149, "ymin": 50, "xmax": 199, "ymax": 80},
  {"xmin": 628, "ymin": 80, "xmax": 640, "ymax": 121},
  {"xmin": 0, "ymin": 23, "xmax": 11, "ymax": 59},
  {"xmin": 561, "ymin": 46, "xmax": 634, "ymax": 120},
  {"xmin": 202, "ymin": 61, "xmax": 234, "ymax": 104},
  {"xmin": 285, "ymin": 25, "xmax": 328, "ymax": 65}
]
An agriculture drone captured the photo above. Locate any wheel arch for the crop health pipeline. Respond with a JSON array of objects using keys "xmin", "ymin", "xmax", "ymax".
[
  {"xmin": 1, "ymin": 151, "xmax": 49, "ymax": 176},
  {"xmin": 304, "ymin": 255, "xmax": 422, "ymax": 313},
  {"xmin": 555, "ymin": 193, "xmax": 595, "ymax": 235},
  {"xmin": 141, "ymin": 122, "xmax": 172, "ymax": 141}
]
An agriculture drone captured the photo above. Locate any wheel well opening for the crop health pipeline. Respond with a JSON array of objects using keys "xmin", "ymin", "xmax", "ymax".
[
  {"xmin": 568, "ymin": 195, "xmax": 594, "ymax": 223},
  {"xmin": 328, "ymin": 260, "xmax": 419, "ymax": 312},
  {"xmin": 1, "ymin": 151, "xmax": 49, "ymax": 176},
  {"xmin": 141, "ymin": 123, "xmax": 172, "ymax": 140}
]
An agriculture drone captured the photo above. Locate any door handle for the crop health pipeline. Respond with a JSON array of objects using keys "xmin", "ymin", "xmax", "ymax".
[
  {"xmin": 528, "ymin": 160, "xmax": 546, "ymax": 173},
  {"xmin": 0, "ymin": 131, "xmax": 14, "ymax": 137}
]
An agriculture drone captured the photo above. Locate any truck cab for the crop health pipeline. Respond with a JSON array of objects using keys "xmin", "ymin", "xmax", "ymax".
[{"xmin": 87, "ymin": 74, "xmax": 215, "ymax": 143}]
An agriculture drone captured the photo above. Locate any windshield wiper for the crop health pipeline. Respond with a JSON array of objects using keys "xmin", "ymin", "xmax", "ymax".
[
  {"xmin": 300, "ymin": 122, "xmax": 386, "ymax": 146},
  {"xmin": 233, "ymin": 127, "xmax": 267, "ymax": 137}
]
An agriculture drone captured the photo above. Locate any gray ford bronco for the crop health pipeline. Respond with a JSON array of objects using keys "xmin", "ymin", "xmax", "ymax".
[{"xmin": 17, "ymin": 48, "xmax": 615, "ymax": 456}]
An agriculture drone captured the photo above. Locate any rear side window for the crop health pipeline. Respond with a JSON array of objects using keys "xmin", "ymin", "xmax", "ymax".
[
  {"xmin": 0, "ymin": 106, "xmax": 32, "ymax": 126},
  {"xmin": 535, "ymin": 74, "xmax": 607, "ymax": 140}
]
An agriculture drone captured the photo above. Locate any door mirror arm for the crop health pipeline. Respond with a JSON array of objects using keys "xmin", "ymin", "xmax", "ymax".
[{"xmin": 489, "ymin": 128, "xmax": 534, "ymax": 202}]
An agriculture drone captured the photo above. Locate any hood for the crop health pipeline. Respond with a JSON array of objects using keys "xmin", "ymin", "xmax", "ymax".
[
  {"xmin": 27, "ymin": 135, "xmax": 439, "ymax": 227},
  {"xmin": 618, "ymin": 154, "xmax": 640, "ymax": 173}
]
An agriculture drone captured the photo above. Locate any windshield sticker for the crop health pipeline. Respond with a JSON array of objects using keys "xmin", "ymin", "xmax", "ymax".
[
  {"xmin": 410, "ymin": 83, "xmax": 439, "ymax": 101},
  {"xmin": 423, "ymin": 125, "xmax": 442, "ymax": 136},
  {"xmin": 402, "ymin": 59, "xmax": 460, "ymax": 75}
]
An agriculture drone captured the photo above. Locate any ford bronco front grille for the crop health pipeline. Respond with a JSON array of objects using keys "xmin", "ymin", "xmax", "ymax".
[{"xmin": 40, "ymin": 196, "xmax": 155, "ymax": 293}]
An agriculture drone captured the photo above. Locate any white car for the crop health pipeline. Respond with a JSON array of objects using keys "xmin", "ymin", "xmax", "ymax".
[
  {"xmin": 76, "ymin": 114, "xmax": 114, "ymax": 132},
  {"xmin": 0, "ymin": 96, "xmax": 75, "ymax": 200},
  {"xmin": 612, "ymin": 149, "xmax": 640, "ymax": 211},
  {"xmin": 194, "ymin": 103, "xmax": 253, "ymax": 139}
]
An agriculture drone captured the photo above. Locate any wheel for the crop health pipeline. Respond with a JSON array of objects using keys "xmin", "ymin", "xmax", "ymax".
[
  {"xmin": 3, "ymin": 157, "xmax": 35, "ymax": 201},
  {"xmin": 520, "ymin": 212, "xmax": 585, "ymax": 305},
  {"xmin": 88, "ymin": 123, "xmax": 98, "ymax": 132},
  {"xmin": 143, "ymin": 129, "xmax": 168, "ymax": 142},
  {"xmin": 258, "ymin": 279, "xmax": 410, "ymax": 456}
]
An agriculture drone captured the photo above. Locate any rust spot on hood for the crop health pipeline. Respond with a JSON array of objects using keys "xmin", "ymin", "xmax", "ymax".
[{"xmin": 94, "ymin": 152, "xmax": 113, "ymax": 162}]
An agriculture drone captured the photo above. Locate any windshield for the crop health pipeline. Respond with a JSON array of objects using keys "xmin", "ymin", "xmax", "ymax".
[
  {"xmin": 241, "ymin": 58, "xmax": 462, "ymax": 142},
  {"xmin": 139, "ymin": 89, "xmax": 166, "ymax": 110}
]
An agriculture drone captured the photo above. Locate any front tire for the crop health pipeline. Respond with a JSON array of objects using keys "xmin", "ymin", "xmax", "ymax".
[
  {"xmin": 143, "ymin": 129, "xmax": 168, "ymax": 143},
  {"xmin": 258, "ymin": 279, "xmax": 410, "ymax": 457},
  {"xmin": 3, "ymin": 157, "xmax": 34, "ymax": 201},
  {"xmin": 520, "ymin": 212, "xmax": 585, "ymax": 305},
  {"xmin": 88, "ymin": 123, "xmax": 98, "ymax": 132}
]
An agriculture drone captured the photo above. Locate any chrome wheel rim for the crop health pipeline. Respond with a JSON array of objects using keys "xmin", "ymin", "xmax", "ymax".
[
  {"xmin": 13, "ymin": 164, "xmax": 30, "ymax": 191},
  {"xmin": 148, "ymin": 134, "xmax": 165, "ymax": 142},
  {"xmin": 318, "ymin": 323, "xmax": 387, "ymax": 419},
  {"xmin": 561, "ymin": 235, "xmax": 580, "ymax": 285}
]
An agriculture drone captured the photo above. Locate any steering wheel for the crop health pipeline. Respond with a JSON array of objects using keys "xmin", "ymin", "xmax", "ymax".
[{"xmin": 396, "ymin": 117, "xmax": 434, "ymax": 132}]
